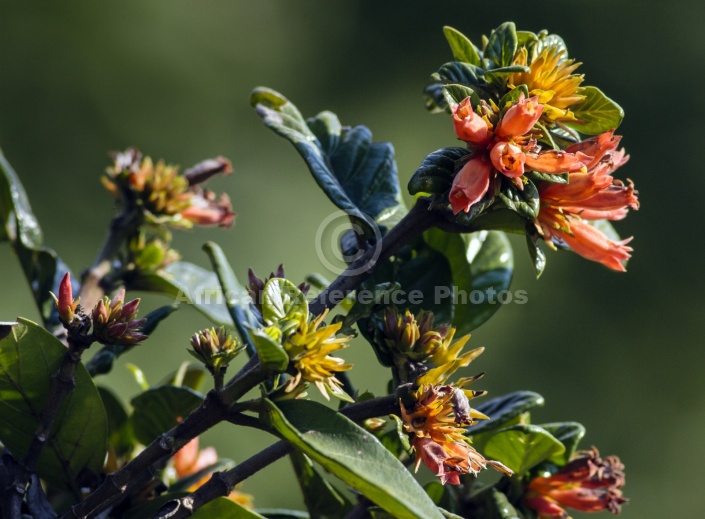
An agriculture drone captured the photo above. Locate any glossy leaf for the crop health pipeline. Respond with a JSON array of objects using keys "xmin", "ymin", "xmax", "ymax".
[
  {"xmin": 486, "ymin": 488, "xmax": 520, "ymax": 519},
  {"xmin": 443, "ymin": 26, "xmax": 481, "ymax": 66},
  {"xmin": 191, "ymin": 498, "xmax": 267, "ymax": 518},
  {"xmin": 541, "ymin": 422, "xmax": 586, "ymax": 465},
  {"xmin": 262, "ymin": 278, "xmax": 308, "ymax": 325},
  {"xmin": 424, "ymin": 229, "xmax": 513, "ymax": 334},
  {"xmin": 497, "ymin": 178, "xmax": 540, "ymax": 220},
  {"xmin": 436, "ymin": 62, "xmax": 487, "ymax": 90},
  {"xmin": 408, "ymin": 147, "xmax": 468, "ymax": 196},
  {"xmin": 0, "ymin": 149, "xmax": 74, "ymax": 330},
  {"xmin": 469, "ymin": 391, "xmax": 544, "ymax": 436},
  {"xmin": 483, "ymin": 424, "xmax": 565, "ymax": 475},
  {"xmin": 251, "ymin": 87, "xmax": 403, "ymax": 237},
  {"xmin": 484, "ymin": 22, "xmax": 518, "ymax": 68},
  {"xmin": 127, "ymin": 261, "xmax": 232, "ymax": 326},
  {"xmin": 0, "ymin": 318, "xmax": 108, "ymax": 489},
  {"xmin": 266, "ymin": 399, "xmax": 444, "ymax": 519},
  {"xmin": 443, "ymin": 84, "xmax": 480, "ymax": 110},
  {"xmin": 249, "ymin": 328, "xmax": 289, "ymax": 372},
  {"xmin": 130, "ymin": 386, "xmax": 204, "ymax": 445},
  {"xmin": 564, "ymin": 86, "xmax": 624, "ymax": 135},
  {"xmin": 290, "ymin": 450, "xmax": 353, "ymax": 518},
  {"xmin": 525, "ymin": 233, "xmax": 547, "ymax": 279}
]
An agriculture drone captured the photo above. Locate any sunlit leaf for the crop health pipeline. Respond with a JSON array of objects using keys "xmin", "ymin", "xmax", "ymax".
[
  {"xmin": 469, "ymin": 391, "xmax": 544, "ymax": 436},
  {"xmin": 564, "ymin": 86, "xmax": 624, "ymax": 135},
  {"xmin": 482, "ymin": 424, "xmax": 565, "ymax": 475},
  {"xmin": 541, "ymin": 422, "xmax": 586, "ymax": 465},
  {"xmin": 265, "ymin": 399, "xmax": 444, "ymax": 519},
  {"xmin": 443, "ymin": 26, "xmax": 481, "ymax": 66}
]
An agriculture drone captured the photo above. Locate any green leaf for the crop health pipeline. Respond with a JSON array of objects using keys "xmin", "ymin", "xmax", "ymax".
[
  {"xmin": 249, "ymin": 328, "xmax": 289, "ymax": 372},
  {"xmin": 0, "ymin": 319, "xmax": 108, "ymax": 489},
  {"xmin": 443, "ymin": 26, "xmax": 481, "ymax": 66},
  {"xmin": 525, "ymin": 233, "xmax": 547, "ymax": 279},
  {"xmin": 564, "ymin": 86, "xmax": 624, "ymax": 135},
  {"xmin": 482, "ymin": 424, "xmax": 565, "ymax": 476},
  {"xmin": 258, "ymin": 510, "xmax": 310, "ymax": 519},
  {"xmin": 589, "ymin": 218, "xmax": 623, "ymax": 242},
  {"xmin": 424, "ymin": 230, "xmax": 513, "ymax": 334},
  {"xmin": 540, "ymin": 422, "xmax": 586, "ymax": 465},
  {"xmin": 265, "ymin": 399, "xmax": 444, "ymax": 519},
  {"xmin": 469, "ymin": 391, "xmax": 544, "ymax": 436},
  {"xmin": 191, "ymin": 497, "xmax": 267, "ymax": 518},
  {"xmin": 464, "ymin": 209, "xmax": 528, "ymax": 234},
  {"xmin": 130, "ymin": 386, "xmax": 203, "ymax": 445},
  {"xmin": 516, "ymin": 31, "xmax": 538, "ymax": 48},
  {"xmin": 262, "ymin": 278, "xmax": 308, "ymax": 325},
  {"xmin": 290, "ymin": 450, "xmax": 353, "ymax": 518},
  {"xmin": 158, "ymin": 362, "xmax": 209, "ymax": 393},
  {"xmin": 127, "ymin": 261, "xmax": 232, "ymax": 326},
  {"xmin": 251, "ymin": 87, "xmax": 403, "ymax": 237},
  {"xmin": 442, "ymin": 84, "xmax": 480, "ymax": 110},
  {"xmin": 486, "ymin": 488, "xmax": 521, "ymax": 519},
  {"xmin": 484, "ymin": 22, "xmax": 518, "ymax": 68},
  {"xmin": 97, "ymin": 386, "xmax": 134, "ymax": 457},
  {"xmin": 527, "ymin": 171, "xmax": 569, "ymax": 184},
  {"xmin": 408, "ymin": 147, "xmax": 468, "ymax": 196},
  {"xmin": 435, "ymin": 62, "xmax": 487, "ymax": 90},
  {"xmin": 497, "ymin": 179, "xmax": 540, "ymax": 220},
  {"xmin": 0, "ymin": 150, "xmax": 74, "ymax": 330}
]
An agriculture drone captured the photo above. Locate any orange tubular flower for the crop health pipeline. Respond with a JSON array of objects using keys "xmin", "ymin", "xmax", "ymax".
[
  {"xmin": 535, "ymin": 131, "xmax": 639, "ymax": 271},
  {"xmin": 401, "ymin": 385, "xmax": 512, "ymax": 485},
  {"xmin": 525, "ymin": 447, "xmax": 627, "ymax": 517},
  {"xmin": 450, "ymin": 95, "xmax": 589, "ymax": 214}
]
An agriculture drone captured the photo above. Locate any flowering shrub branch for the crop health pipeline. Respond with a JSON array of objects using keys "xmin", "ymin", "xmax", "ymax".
[{"xmin": 0, "ymin": 20, "xmax": 633, "ymax": 519}]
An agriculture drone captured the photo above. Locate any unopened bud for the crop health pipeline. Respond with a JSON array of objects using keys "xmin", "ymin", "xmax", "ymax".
[
  {"xmin": 50, "ymin": 272, "xmax": 80, "ymax": 326},
  {"xmin": 188, "ymin": 326, "xmax": 243, "ymax": 372},
  {"xmin": 92, "ymin": 290, "xmax": 147, "ymax": 345}
]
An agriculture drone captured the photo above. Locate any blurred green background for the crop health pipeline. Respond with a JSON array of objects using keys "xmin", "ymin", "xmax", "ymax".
[{"xmin": 1, "ymin": 1, "xmax": 701, "ymax": 517}]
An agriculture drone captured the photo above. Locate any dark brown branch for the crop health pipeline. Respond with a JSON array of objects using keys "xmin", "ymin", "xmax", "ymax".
[
  {"xmin": 308, "ymin": 198, "xmax": 438, "ymax": 316},
  {"xmin": 152, "ymin": 395, "xmax": 399, "ymax": 519}
]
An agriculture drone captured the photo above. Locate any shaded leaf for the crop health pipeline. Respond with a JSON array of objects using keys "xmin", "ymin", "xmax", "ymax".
[
  {"xmin": 408, "ymin": 148, "xmax": 468, "ymax": 196},
  {"xmin": 97, "ymin": 386, "xmax": 134, "ymax": 457},
  {"xmin": 469, "ymin": 391, "xmax": 544, "ymax": 436},
  {"xmin": 127, "ymin": 261, "xmax": 232, "ymax": 326},
  {"xmin": 0, "ymin": 318, "xmax": 108, "ymax": 489},
  {"xmin": 251, "ymin": 88, "xmax": 403, "ymax": 237},
  {"xmin": 266, "ymin": 399, "xmax": 444, "ymax": 519},
  {"xmin": 486, "ymin": 488, "xmax": 520, "ymax": 519},
  {"xmin": 424, "ymin": 230, "xmax": 513, "ymax": 334},
  {"xmin": 564, "ymin": 86, "xmax": 624, "ymax": 135},
  {"xmin": 497, "ymin": 179, "xmax": 540, "ymax": 220},
  {"xmin": 130, "ymin": 386, "xmax": 203, "ymax": 445},
  {"xmin": 525, "ymin": 233, "xmax": 546, "ymax": 279},
  {"xmin": 540, "ymin": 422, "xmax": 586, "ymax": 465},
  {"xmin": 484, "ymin": 22, "xmax": 518, "ymax": 68},
  {"xmin": 27, "ymin": 474, "xmax": 58, "ymax": 519},
  {"xmin": 435, "ymin": 62, "xmax": 487, "ymax": 90},
  {"xmin": 482, "ymin": 424, "xmax": 565, "ymax": 475},
  {"xmin": 191, "ymin": 497, "xmax": 267, "ymax": 518},
  {"xmin": 259, "ymin": 511, "xmax": 310, "ymax": 519}
]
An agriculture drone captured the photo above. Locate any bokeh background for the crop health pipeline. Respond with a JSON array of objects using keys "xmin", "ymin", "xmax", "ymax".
[{"xmin": 1, "ymin": 1, "xmax": 701, "ymax": 517}]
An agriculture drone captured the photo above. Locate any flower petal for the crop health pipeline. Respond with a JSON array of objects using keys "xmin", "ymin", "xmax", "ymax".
[{"xmin": 449, "ymin": 158, "xmax": 492, "ymax": 214}]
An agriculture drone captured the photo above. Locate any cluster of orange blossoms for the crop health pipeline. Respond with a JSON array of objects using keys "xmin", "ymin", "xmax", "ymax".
[{"xmin": 451, "ymin": 94, "xmax": 639, "ymax": 271}]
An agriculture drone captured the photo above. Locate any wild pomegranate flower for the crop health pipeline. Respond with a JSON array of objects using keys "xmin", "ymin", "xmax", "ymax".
[
  {"xmin": 400, "ymin": 384, "xmax": 511, "ymax": 485},
  {"xmin": 50, "ymin": 272, "xmax": 79, "ymax": 325},
  {"xmin": 535, "ymin": 131, "xmax": 639, "ymax": 271},
  {"xmin": 103, "ymin": 148, "xmax": 234, "ymax": 228},
  {"xmin": 283, "ymin": 311, "xmax": 353, "ymax": 401},
  {"xmin": 91, "ymin": 289, "xmax": 147, "ymax": 345},
  {"xmin": 509, "ymin": 43, "xmax": 586, "ymax": 125},
  {"xmin": 525, "ymin": 447, "xmax": 627, "ymax": 517},
  {"xmin": 450, "ymin": 95, "xmax": 588, "ymax": 214}
]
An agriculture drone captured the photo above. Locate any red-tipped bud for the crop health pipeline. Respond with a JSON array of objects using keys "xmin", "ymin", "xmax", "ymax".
[
  {"xmin": 52, "ymin": 272, "xmax": 80, "ymax": 325},
  {"xmin": 91, "ymin": 291, "xmax": 147, "ymax": 346}
]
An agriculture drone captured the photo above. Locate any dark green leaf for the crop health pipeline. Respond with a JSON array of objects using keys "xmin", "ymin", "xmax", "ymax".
[
  {"xmin": 482, "ymin": 424, "xmax": 565, "ymax": 475},
  {"xmin": 408, "ymin": 147, "xmax": 468, "ymax": 196},
  {"xmin": 0, "ymin": 150, "xmax": 74, "ymax": 330},
  {"xmin": 442, "ymin": 84, "xmax": 480, "ymax": 110},
  {"xmin": 564, "ymin": 86, "xmax": 624, "ymax": 135},
  {"xmin": 497, "ymin": 179, "xmax": 540, "ymax": 220},
  {"xmin": 0, "ymin": 319, "xmax": 108, "ymax": 489},
  {"xmin": 525, "ymin": 233, "xmax": 546, "ymax": 279},
  {"xmin": 424, "ymin": 481, "xmax": 458, "ymax": 513},
  {"xmin": 259, "ymin": 510, "xmax": 310, "ymax": 519},
  {"xmin": 469, "ymin": 391, "xmax": 544, "ymax": 436},
  {"xmin": 290, "ymin": 450, "xmax": 353, "ymax": 519},
  {"xmin": 424, "ymin": 230, "xmax": 513, "ymax": 334},
  {"xmin": 130, "ymin": 386, "xmax": 203, "ymax": 445},
  {"xmin": 540, "ymin": 422, "xmax": 586, "ymax": 465},
  {"xmin": 486, "ymin": 488, "xmax": 521, "ymax": 519},
  {"xmin": 127, "ymin": 261, "xmax": 232, "ymax": 326},
  {"xmin": 423, "ymin": 83, "xmax": 448, "ymax": 113},
  {"xmin": 484, "ymin": 22, "xmax": 518, "ymax": 68},
  {"xmin": 266, "ymin": 399, "xmax": 444, "ymax": 519},
  {"xmin": 464, "ymin": 209, "xmax": 528, "ymax": 234},
  {"xmin": 436, "ymin": 62, "xmax": 487, "ymax": 90},
  {"xmin": 97, "ymin": 386, "xmax": 134, "ymax": 457},
  {"xmin": 497, "ymin": 85, "xmax": 529, "ymax": 111},
  {"xmin": 443, "ymin": 26, "xmax": 481, "ymax": 66},
  {"xmin": 251, "ymin": 87, "xmax": 403, "ymax": 237}
]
